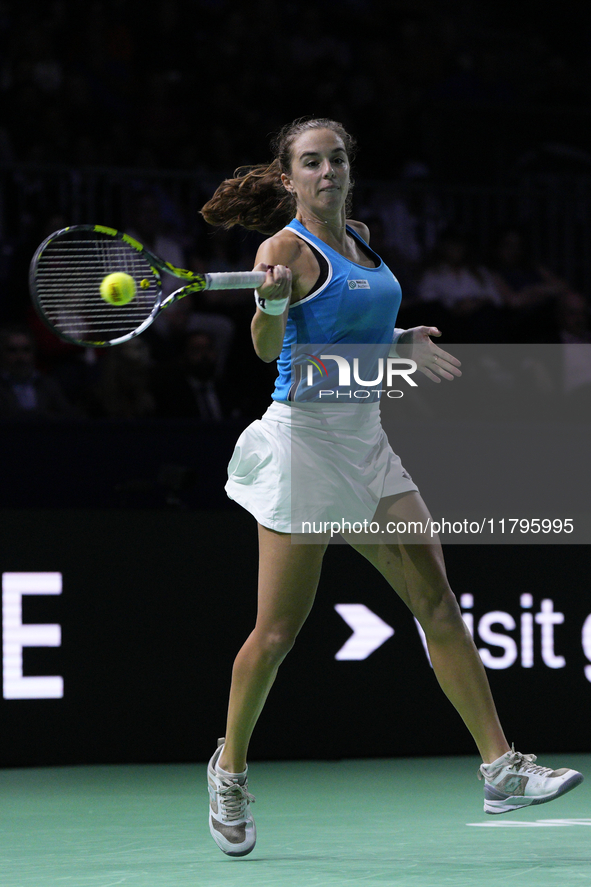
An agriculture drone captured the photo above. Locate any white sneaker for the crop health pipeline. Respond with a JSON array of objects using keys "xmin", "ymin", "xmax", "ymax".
[
  {"xmin": 479, "ymin": 745, "xmax": 583, "ymax": 814},
  {"xmin": 207, "ymin": 738, "xmax": 256, "ymax": 856}
]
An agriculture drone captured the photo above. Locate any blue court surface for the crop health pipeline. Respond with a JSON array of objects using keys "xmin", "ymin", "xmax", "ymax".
[{"xmin": 1, "ymin": 754, "xmax": 588, "ymax": 887}]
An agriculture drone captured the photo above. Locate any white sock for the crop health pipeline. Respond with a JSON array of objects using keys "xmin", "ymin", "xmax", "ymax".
[
  {"xmin": 483, "ymin": 748, "xmax": 511, "ymax": 770},
  {"xmin": 215, "ymin": 754, "xmax": 247, "ymax": 781}
]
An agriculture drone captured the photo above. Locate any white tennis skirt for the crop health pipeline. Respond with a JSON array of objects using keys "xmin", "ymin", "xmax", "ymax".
[{"xmin": 225, "ymin": 401, "xmax": 418, "ymax": 533}]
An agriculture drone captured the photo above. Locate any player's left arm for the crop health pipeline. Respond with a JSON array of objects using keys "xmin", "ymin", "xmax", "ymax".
[
  {"xmin": 349, "ymin": 219, "xmax": 462, "ymax": 383},
  {"xmin": 348, "ymin": 220, "xmax": 460, "ymax": 382}
]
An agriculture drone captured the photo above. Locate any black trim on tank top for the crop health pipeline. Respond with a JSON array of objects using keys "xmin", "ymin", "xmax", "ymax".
[
  {"xmin": 353, "ymin": 236, "xmax": 379, "ymax": 268},
  {"xmin": 347, "ymin": 225, "xmax": 379, "ymax": 268},
  {"xmin": 287, "ymin": 363, "xmax": 303, "ymax": 401},
  {"xmin": 302, "ymin": 242, "xmax": 330, "ymax": 299}
]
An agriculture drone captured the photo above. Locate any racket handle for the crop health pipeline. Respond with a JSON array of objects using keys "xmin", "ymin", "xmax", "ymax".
[{"xmin": 205, "ymin": 271, "xmax": 267, "ymax": 291}]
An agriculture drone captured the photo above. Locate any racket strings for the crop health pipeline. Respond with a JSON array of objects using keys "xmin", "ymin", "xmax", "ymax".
[{"xmin": 33, "ymin": 236, "xmax": 160, "ymax": 344}]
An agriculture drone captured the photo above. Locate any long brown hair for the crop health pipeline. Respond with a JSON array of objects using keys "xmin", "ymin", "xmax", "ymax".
[{"xmin": 200, "ymin": 118, "xmax": 357, "ymax": 235}]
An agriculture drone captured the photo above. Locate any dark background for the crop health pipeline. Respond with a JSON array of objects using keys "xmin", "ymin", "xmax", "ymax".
[
  {"xmin": 0, "ymin": 0, "xmax": 590, "ymax": 765},
  {"xmin": 2, "ymin": 0, "xmax": 590, "ymax": 180}
]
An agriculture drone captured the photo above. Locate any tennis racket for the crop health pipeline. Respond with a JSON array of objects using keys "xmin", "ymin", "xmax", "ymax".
[{"xmin": 29, "ymin": 224, "xmax": 267, "ymax": 347}]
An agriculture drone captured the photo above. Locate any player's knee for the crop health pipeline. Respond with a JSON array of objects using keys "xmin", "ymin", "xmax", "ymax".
[
  {"xmin": 256, "ymin": 623, "xmax": 300, "ymax": 664},
  {"xmin": 414, "ymin": 587, "xmax": 463, "ymax": 641}
]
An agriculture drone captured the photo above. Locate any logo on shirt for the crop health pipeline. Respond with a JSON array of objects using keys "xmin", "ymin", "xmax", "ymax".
[{"xmin": 348, "ymin": 279, "xmax": 370, "ymax": 290}]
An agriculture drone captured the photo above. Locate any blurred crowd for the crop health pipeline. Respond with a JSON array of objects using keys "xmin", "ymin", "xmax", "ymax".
[
  {"xmin": 0, "ymin": 0, "xmax": 589, "ymax": 177},
  {"xmin": 0, "ymin": 0, "xmax": 590, "ymax": 422}
]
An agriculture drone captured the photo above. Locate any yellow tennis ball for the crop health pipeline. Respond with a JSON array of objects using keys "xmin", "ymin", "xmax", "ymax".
[{"xmin": 100, "ymin": 272, "xmax": 136, "ymax": 305}]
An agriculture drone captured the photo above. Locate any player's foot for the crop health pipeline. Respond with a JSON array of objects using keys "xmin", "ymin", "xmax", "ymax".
[
  {"xmin": 479, "ymin": 745, "xmax": 583, "ymax": 814},
  {"xmin": 208, "ymin": 738, "xmax": 256, "ymax": 856}
]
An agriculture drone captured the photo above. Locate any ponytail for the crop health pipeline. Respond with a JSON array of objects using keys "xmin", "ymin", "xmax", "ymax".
[
  {"xmin": 200, "ymin": 117, "xmax": 356, "ymax": 236},
  {"xmin": 200, "ymin": 159, "xmax": 295, "ymax": 235}
]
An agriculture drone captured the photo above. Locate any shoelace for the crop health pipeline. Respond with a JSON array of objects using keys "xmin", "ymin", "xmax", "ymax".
[
  {"xmin": 217, "ymin": 780, "xmax": 256, "ymax": 822},
  {"xmin": 505, "ymin": 750, "xmax": 554, "ymax": 776},
  {"xmin": 478, "ymin": 745, "xmax": 554, "ymax": 780}
]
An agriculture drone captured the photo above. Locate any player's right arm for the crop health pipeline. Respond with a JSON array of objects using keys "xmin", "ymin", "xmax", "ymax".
[{"xmin": 250, "ymin": 231, "xmax": 304, "ymax": 363}]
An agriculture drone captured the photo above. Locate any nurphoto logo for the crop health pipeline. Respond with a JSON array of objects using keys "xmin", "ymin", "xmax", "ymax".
[
  {"xmin": 292, "ymin": 344, "xmax": 418, "ymax": 401},
  {"xmin": 306, "ymin": 353, "xmax": 417, "ymax": 393}
]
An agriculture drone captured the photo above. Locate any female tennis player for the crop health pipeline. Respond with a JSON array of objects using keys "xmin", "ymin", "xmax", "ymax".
[{"xmin": 201, "ymin": 118, "xmax": 582, "ymax": 857}]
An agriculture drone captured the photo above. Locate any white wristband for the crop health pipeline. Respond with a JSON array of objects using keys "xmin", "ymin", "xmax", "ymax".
[
  {"xmin": 254, "ymin": 290, "xmax": 289, "ymax": 316},
  {"xmin": 390, "ymin": 328, "xmax": 406, "ymax": 356}
]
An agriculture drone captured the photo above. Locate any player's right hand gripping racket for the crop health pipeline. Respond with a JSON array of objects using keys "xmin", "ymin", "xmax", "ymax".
[{"xmin": 29, "ymin": 225, "xmax": 267, "ymax": 347}]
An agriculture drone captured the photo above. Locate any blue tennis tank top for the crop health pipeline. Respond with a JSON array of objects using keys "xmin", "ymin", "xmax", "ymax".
[{"xmin": 271, "ymin": 218, "xmax": 402, "ymax": 402}]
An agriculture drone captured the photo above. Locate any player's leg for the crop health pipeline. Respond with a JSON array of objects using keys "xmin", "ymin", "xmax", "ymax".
[
  {"xmin": 343, "ymin": 491, "xmax": 583, "ymax": 812},
  {"xmin": 342, "ymin": 491, "xmax": 509, "ymax": 764},
  {"xmin": 208, "ymin": 524, "xmax": 327, "ymax": 856},
  {"xmin": 219, "ymin": 524, "xmax": 328, "ymax": 773}
]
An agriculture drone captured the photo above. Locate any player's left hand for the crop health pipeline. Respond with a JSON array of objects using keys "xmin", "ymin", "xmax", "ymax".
[{"xmin": 397, "ymin": 326, "xmax": 462, "ymax": 383}]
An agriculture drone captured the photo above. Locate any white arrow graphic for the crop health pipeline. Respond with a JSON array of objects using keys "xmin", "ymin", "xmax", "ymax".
[{"xmin": 334, "ymin": 604, "xmax": 395, "ymax": 660}]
